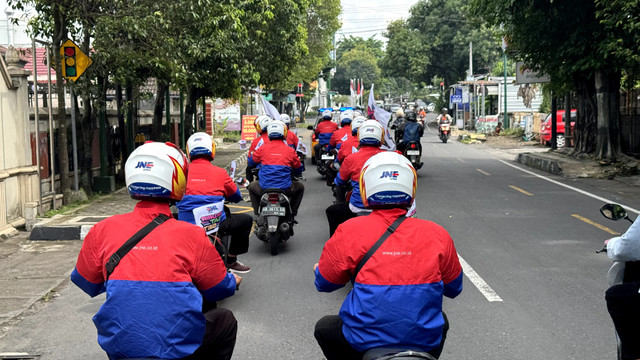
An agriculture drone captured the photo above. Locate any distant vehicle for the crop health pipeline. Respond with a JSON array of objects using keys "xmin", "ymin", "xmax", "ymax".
[
  {"xmin": 427, "ymin": 103, "xmax": 436, "ymax": 112},
  {"xmin": 540, "ymin": 109, "xmax": 576, "ymax": 148},
  {"xmin": 389, "ymin": 104, "xmax": 402, "ymax": 114},
  {"xmin": 416, "ymin": 100, "xmax": 427, "ymax": 108}
]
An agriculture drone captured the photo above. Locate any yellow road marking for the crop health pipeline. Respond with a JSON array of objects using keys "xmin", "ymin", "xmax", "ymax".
[
  {"xmin": 571, "ymin": 214, "xmax": 621, "ymax": 235},
  {"xmin": 509, "ymin": 185, "xmax": 533, "ymax": 196},
  {"xmin": 231, "ymin": 208, "xmax": 254, "ymax": 214},
  {"xmin": 226, "ymin": 204, "xmax": 253, "ymax": 210},
  {"xmin": 476, "ymin": 169, "xmax": 490, "ymax": 176}
]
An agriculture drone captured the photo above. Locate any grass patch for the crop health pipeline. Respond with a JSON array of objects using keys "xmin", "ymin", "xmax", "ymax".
[
  {"xmin": 500, "ymin": 127, "xmax": 525, "ymax": 137},
  {"xmin": 44, "ymin": 193, "xmax": 101, "ymax": 218}
]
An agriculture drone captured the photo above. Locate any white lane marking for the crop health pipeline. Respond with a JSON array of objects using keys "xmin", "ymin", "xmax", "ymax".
[
  {"xmin": 499, "ymin": 160, "xmax": 640, "ymax": 215},
  {"xmin": 456, "ymin": 158, "xmax": 465, "ymax": 163},
  {"xmin": 458, "ymin": 253, "xmax": 503, "ymax": 302}
]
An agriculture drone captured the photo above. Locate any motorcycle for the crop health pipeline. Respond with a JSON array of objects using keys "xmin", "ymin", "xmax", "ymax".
[
  {"xmin": 439, "ymin": 123, "xmax": 451, "ymax": 143},
  {"xmin": 363, "ymin": 347, "xmax": 436, "ymax": 360},
  {"xmin": 317, "ymin": 144, "xmax": 334, "ymax": 177},
  {"xmin": 597, "ymin": 203, "xmax": 638, "ymax": 360},
  {"xmin": 402, "ymin": 141, "xmax": 423, "ymax": 170},
  {"xmin": 255, "ymin": 188, "xmax": 295, "ymax": 255}
]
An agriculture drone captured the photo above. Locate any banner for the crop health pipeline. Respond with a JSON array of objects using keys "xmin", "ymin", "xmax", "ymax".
[
  {"xmin": 214, "ymin": 99, "xmax": 241, "ymax": 131},
  {"xmin": 241, "ymin": 115, "xmax": 258, "ymax": 141}
]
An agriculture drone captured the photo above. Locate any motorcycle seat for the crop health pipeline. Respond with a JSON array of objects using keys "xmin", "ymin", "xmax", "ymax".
[
  {"xmin": 262, "ymin": 188, "xmax": 285, "ymax": 194},
  {"xmin": 363, "ymin": 347, "xmax": 436, "ymax": 360}
]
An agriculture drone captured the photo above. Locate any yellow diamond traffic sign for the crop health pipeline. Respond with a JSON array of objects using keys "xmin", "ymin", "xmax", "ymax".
[{"xmin": 60, "ymin": 39, "xmax": 93, "ymax": 82}]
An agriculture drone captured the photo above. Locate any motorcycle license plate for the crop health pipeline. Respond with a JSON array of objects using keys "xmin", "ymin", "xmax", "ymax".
[
  {"xmin": 321, "ymin": 154, "xmax": 335, "ymax": 160},
  {"xmin": 406, "ymin": 150, "xmax": 420, "ymax": 155},
  {"xmin": 262, "ymin": 206, "xmax": 286, "ymax": 216}
]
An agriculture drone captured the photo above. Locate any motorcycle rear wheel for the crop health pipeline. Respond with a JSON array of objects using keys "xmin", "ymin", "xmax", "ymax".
[{"xmin": 269, "ymin": 231, "xmax": 279, "ymax": 255}]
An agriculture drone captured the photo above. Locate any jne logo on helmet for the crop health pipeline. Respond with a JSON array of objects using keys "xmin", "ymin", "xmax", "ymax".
[
  {"xmin": 135, "ymin": 161, "xmax": 154, "ymax": 169},
  {"xmin": 379, "ymin": 171, "xmax": 399, "ymax": 179}
]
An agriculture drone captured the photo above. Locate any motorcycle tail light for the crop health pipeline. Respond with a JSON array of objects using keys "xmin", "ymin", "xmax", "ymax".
[
  {"xmin": 411, "ymin": 144, "xmax": 416, "ymax": 149},
  {"xmin": 268, "ymin": 193, "xmax": 280, "ymax": 203}
]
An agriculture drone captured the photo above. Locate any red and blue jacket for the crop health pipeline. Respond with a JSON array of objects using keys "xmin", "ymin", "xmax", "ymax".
[
  {"xmin": 248, "ymin": 139, "xmax": 303, "ymax": 190},
  {"xmin": 329, "ymin": 125, "xmax": 351, "ymax": 150},
  {"xmin": 286, "ymin": 130, "xmax": 299, "ymax": 150},
  {"xmin": 337, "ymin": 135, "xmax": 359, "ymax": 163},
  {"xmin": 315, "ymin": 120, "xmax": 339, "ymax": 146},
  {"xmin": 315, "ymin": 208, "xmax": 463, "ymax": 353},
  {"xmin": 71, "ymin": 201, "xmax": 236, "ymax": 359},
  {"xmin": 334, "ymin": 146, "xmax": 385, "ymax": 209},
  {"xmin": 176, "ymin": 158, "xmax": 242, "ymax": 225},
  {"xmin": 249, "ymin": 132, "xmax": 270, "ymax": 158}
]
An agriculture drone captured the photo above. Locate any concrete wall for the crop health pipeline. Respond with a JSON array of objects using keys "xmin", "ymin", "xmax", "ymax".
[{"xmin": 0, "ymin": 46, "xmax": 39, "ymax": 237}]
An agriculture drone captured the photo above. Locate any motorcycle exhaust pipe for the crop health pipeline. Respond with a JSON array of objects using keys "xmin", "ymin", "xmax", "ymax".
[{"xmin": 279, "ymin": 222, "xmax": 290, "ymax": 233}]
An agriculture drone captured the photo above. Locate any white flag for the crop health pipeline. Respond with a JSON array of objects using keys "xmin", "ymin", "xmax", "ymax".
[
  {"xmin": 261, "ymin": 93, "xmax": 281, "ymax": 120},
  {"xmin": 367, "ymin": 84, "xmax": 395, "ymax": 150}
]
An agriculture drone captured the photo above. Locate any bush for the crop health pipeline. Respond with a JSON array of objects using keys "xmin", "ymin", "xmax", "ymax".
[{"xmin": 223, "ymin": 131, "xmax": 241, "ymax": 143}]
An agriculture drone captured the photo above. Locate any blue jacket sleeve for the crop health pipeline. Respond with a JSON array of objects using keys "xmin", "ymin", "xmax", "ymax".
[
  {"xmin": 443, "ymin": 271, "xmax": 463, "ymax": 299},
  {"xmin": 226, "ymin": 189, "xmax": 243, "ymax": 203}
]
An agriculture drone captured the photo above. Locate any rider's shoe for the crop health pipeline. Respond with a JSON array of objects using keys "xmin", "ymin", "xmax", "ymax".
[{"xmin": 228, "ymin": 260, "xmax": 251, "ymax": 274}]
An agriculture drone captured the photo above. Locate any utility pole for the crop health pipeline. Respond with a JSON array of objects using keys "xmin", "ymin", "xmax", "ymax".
[{"xmin": 502, "ymin": 36, "xmax": 509, "ymax": 130}]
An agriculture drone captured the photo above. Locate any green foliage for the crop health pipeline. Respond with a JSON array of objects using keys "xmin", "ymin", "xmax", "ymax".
[
  {"xmin": 333, "ymin": 36, "xmax": 384, "ymax": 94},
  {"xmin": 381, "ymin": 0, "xmax": 501, "ymax": 86}
]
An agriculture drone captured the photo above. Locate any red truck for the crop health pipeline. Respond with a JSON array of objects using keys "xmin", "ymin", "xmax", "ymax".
[{"xmin": 540, "ymin": 109, "xmax": 576, "ymax": 147}]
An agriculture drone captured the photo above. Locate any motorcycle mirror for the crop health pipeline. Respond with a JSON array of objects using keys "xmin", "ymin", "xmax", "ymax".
[
  {"xmin": 599, "ymin": 203, "xmax": 627, "ymax": 221},
  {"xmin": 307, "ymin": 125, "xmax": 313, "ymax": 130}
]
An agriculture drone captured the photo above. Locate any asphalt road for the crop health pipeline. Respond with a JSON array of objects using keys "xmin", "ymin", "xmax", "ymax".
[{"xmin": 1, "ymin": 126, "xmax": 638, "ymax": 359}]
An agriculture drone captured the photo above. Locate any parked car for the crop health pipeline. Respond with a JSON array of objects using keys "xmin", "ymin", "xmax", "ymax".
[{"xmin": 540, "ymin": 109, "xmax": 576, "ymax": 147}]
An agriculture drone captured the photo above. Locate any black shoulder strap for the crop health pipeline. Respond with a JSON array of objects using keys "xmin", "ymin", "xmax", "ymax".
[
  {"xmin": 353, "ymin": 216, "xmax": 407, "ymax": 281},
  {"xmin": 105, "ymin": 214, "xmax": 170, "ymax": 281}
]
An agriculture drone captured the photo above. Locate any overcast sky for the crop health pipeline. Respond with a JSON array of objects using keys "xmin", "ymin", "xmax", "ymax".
[{"xmin": 337, "ymin": 0, "xmax": 418, "ymax": 43}]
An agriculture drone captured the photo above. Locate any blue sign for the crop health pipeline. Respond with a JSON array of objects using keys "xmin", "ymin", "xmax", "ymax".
[{"xmin": 450, "ymin": 94, "xmax": 463, "ymax": 104}]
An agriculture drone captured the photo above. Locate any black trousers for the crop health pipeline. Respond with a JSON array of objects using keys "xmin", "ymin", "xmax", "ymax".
[
  {"xmin": 218, "ymin": 209, "xmax": 252, "ymax": 256},
  {"xmin": 314, "ymin": 314, "xmax": 448, "ymax": 360},
  {"xmin": 183, "ymin": 307, "xmax": 238, "ymax": 360},
  {"xmin": 326, "ymin": 202, "xmax": 357, "ymax": 237},
  {"xmin": 606, "ymin": 281, "xmax": 640, "ymax": 360}
]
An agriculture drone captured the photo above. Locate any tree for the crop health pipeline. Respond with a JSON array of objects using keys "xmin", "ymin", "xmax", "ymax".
[
  {"xmin": 380, "ymin": 0, "xmax": 500, "ymax": 87},
  {"xmin": 333, "ymin": 36, "xmax": 384, "ymax": 95},
  {"xmin": 470, "ymin": 0, "xmax": 625, "ymax": 161}
]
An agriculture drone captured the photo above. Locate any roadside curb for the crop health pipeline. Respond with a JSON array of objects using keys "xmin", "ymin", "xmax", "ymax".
[{"xmin": 515, "ymin": 152, "xmax": 563, "ymax": 175}]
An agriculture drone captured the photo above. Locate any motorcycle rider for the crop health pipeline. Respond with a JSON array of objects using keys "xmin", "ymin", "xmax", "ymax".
[
  {"xmin": 325, "ymin": 120, "xmax": 385, "ymax": 236},
  {"xmin": 71, "ymin": 142, "xmax": 239, "ymax": 360},
  {"xmin": 325, "ymin": 110, "xmax": 354, "ymax": 186},
  {"xmin": 248, "ymin": 120, "xmax": 305, "ymax": 218},
  {"xmin": 246, "ymin": 115, "xmax": 272, "ymax": 182},
  {"xmin": 395, "ymin": 110, "xmax": 424, "ymax": 152},
  {"xmin": 605, "ymin": 219, "xmax": 640, "ymax": 360},
  {"xmin": 281, "ymin": 113, "xmax": 299, "ymax": 150},
  {"xmin": 177, "ymin": 133, "xmax": 252, "ymax": 274},
  {"xmin": 438, "ymin": 107, "xmax": 452, "ymax": 136},
  {"xmin": 314, "ymin": 151, "xmax": 463, "ymax": 360},
  {"xmin": 337, "ymin": 116, "xmax": 366, "ymax": 163},
  {"xmin": 314, "ymin": 109, "xmax": 339, "ymax": 164}
]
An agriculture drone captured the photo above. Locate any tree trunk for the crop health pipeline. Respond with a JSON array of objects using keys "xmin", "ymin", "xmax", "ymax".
[
  {"xmin": 184, "ymin": 85, "xmax": 197, "ymax": 137},
  {"xmin": 52, "ymin": 5, "xmax": 71, "ymax": 202},
  {"xmin": 116, "ymin": 84, "xmax": 126, "ymax": 168},
  {"xmin": 594, "ymin": 69, "xmax": 621, "ymax": 162},
  {"xmin": 574, "ymin": 78, "xmax": 597, "ymax": 155},
  {"xmin": 564, "ymin": 92, "xmax": 572, "ymax": 149},
  {"xmin": 151, "ymin": 80, "xmax": 168, "ymax": 141}
]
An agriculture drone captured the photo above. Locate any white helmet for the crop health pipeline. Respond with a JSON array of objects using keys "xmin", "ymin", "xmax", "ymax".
[
  {"xmin": 125, "ymin": 142, "xmax": 188, "ymax": 201},
  {"xmin": 396, "ymin": 109, "xmax": 404, "ymax": 117},
  {"xmin": 255, "ymin": 115, "xmax": 271, "ymax": 133},
  {"xmin": 280, "ymin": 114, "xmax": 291, "ymax": 127},
  {"xmin": 186, "ymin": 132, "xmax": 215, "ymax": 160},
  {"xmin": 360, "ymin": 151, "xmax": 416, "ymax": 209},
  {"xmin": 351, "ymin": 116, "xmax": 367, "ymax": 135},
  {"xmin": 267, "ymin": 120, "xmax": 287, "ymax": 140},
  {"xmin": 339, "ymin": 110, "xmax": 354, "ymax": 126},
  {"xmin": 322, "ymin": 109, "xmax": 333, "ymax": 120},
  {"xmin": 358, "ymin": 120, "xmax": 385, "ymax": 146}
]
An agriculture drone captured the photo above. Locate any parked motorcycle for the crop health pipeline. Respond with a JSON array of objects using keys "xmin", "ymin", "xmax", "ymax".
[
  {"xmin": 255, "ymin": 188, "xmax": 295, "ymax": 255},
  {"xmin": 597, "ymin": 203, "xmax": 638, "ymax": 360},
  {"xmin": 439, "ymin": 123, "xmax": 451, "ymax": 143},
  {"xmin": 402, "ymin": 141, "xmax": 423, "ymax": 170}
]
